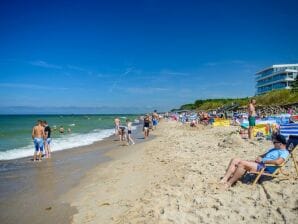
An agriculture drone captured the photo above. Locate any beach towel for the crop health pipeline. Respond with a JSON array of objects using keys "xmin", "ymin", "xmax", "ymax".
[
  {"xmin": 213, "ymin": 118, "xmax": 230, "ymax": 127},
  {"xmin": 253, "ymin": 124, "xmax": 270, "ymax": 137}
]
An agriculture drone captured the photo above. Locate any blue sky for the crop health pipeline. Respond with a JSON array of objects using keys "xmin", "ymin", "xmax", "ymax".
[{"xmin": 0, "ymin": 0, "xmax": 298, "ymax": 113}]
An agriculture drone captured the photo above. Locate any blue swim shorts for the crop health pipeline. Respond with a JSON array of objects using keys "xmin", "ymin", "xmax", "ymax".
[
  {"xmin": 34, "ymin": 138, "xmax": 44, "ymax": 152},
  {"xmin": 257, "ymin": 162, "xmax": 275, "ymax": 174},
  {"xmin": 46, "ymin": 138, "xmax": 52, "ymax": 144},
  {"xmin": 257, "ymin": 162, "xmax": 265, "ymax": 171}
]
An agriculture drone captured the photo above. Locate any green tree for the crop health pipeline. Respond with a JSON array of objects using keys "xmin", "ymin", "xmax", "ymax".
[{"xmin": 291, "ymin": 76, "xmax": 298, "ymax": 92}]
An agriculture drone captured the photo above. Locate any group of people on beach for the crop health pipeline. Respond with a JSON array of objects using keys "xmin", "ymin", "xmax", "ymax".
[
  {"xmin": 171, "ymin": 99, "xmax": 297, "ymax": 190},
  {"xmin": 114, "ymin": 111, "xmax": 160, "ymax": 145},
  {"xmin": 31, "ymin": 120, "xmax": 52, "ymax": 161},
  {"xmin": 114, "ymin": 117, "xmax": 135, "ymax": 145}
]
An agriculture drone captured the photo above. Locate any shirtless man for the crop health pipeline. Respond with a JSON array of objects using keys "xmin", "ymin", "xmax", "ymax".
[
  {"xmin": 152, "ymin": 111, "xmax": 159, "ymax": 130},
  {"xmin": 32, "ymin": 120, "xmax": 45, "ymax": 161},
  {"xmin": 248, "ymin": 99, "xmax": 256, "ymax": 140}
]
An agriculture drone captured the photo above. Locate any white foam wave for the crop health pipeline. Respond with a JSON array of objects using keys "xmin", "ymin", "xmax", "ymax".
[{"xmin": 0, "ymin": 128, "xmax": 114, "ymax": 161}]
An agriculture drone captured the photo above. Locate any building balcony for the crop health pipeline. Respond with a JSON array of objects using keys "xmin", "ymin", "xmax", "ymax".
[
  {"xmin": 256, "ymin": 79, "xmax": 289, "ymax": 88},
  {"xmin": 284, "ymin": 77, "xmax": 295, "ymax": 81},
  {"xmin": 255, "ymin": 69, "xmax": 297, "ymax": 81}
]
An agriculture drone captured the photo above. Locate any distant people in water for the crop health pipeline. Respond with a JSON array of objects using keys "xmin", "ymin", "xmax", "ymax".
[
  {"xmin": 68, "ymin": 128, "xmax": 71, "ymax": 133},
  {"xmin": 32, "ymin": 120, "xmax": 45, "ymax": 161},
  {"xmin": 59, "ymin": 126, "xmax": 65, "ymax": 134},
  {"xmin": 43, "ymin": 120, "xmax": 52, "ymax": 158}
]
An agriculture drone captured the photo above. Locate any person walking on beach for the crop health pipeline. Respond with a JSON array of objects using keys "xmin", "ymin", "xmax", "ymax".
[
  {"xmin": 32, "ymin": 120, "xmax": 45, "ymax": 161},
  {"xmin": 114, "ymin": 117, "xmax": 120, "ymax": 135},
  {"xmin": 126, "ymin": 119, "xmax": 135, "ymax": 145},
  {"xmin": 152, "ymin": 111, "xmax": 159, "ymax": 130},
  {"xmin": 43, "ymin": 120, "xmax": 52, "ymax": 158},
  {"xmin": 118, "ymin": 126, "xmax": 127, "ymax": 145},
  {"xmin": 248, "ymin": 99, "xmax": 256, "ymax": 140},
  {"xmin": 143, "ymin": 115, "xmax": 150, "ymax": 139}
]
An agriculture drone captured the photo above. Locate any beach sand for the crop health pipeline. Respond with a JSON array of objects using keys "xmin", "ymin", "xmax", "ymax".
[{"xmin": 66, "ymin": 120, "xmax": 298, "ymax": 224}]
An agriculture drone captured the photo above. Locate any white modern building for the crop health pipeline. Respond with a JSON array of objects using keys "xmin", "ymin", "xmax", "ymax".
[{"xmin": 255, "ymin": 64, "xmax": 298, "ymax": 95}]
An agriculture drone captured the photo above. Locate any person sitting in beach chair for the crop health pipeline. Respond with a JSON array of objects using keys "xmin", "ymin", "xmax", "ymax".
[
  {"xmin": 219, "ymin": 134, "xmax": 289, "ymax": 189},
  {"xmin": 200, "ymin": 112, "xmax": 209, "ymax": 126}
]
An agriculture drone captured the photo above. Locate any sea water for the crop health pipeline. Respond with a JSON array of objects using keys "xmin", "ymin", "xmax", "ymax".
[{"xmin": 0, "ymin": 114, "xmax": 138, "ymax": 160}]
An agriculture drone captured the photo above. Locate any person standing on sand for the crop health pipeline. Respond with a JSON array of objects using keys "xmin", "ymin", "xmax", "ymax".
[
  {"xmin": 126, "ymin": 119, "xmax": 135, "ymax": 145},
  {"xmin": 152, "ymin": 111, "xmax": 159, "ymax": 130},
  {"xmin": 43, "ymin": 120, "xmax": 52, "ymax": 158},
  {"xmin": 143, "ymin": 115, "xmax": 150, "ymax": 139},
  {"xmin": 114, "ymin": 117, "xmax": 120, "ymax": 135},
  {"xmin": 32, "ymin": 120, "xmax": 45, "ymax": 161},
  {"xmin": 248, "ymin": 99, "xmax": 256, "ymax": 140}
]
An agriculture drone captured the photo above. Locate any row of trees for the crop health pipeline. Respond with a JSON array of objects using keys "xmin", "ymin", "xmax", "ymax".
[{"xmin": 178, "ymin": 77, "xmax": 298, "ymax": 111}]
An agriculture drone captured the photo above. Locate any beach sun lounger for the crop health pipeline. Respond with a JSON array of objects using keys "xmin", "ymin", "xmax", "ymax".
[{"xmin": 250, "ymin": 145, "xmax": 298, "ymax": 186}]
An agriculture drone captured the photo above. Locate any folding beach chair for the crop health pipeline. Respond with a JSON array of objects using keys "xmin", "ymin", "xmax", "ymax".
[{"xmin": 250, "ymin": 145, "xmax": 298, "ymax": 186}]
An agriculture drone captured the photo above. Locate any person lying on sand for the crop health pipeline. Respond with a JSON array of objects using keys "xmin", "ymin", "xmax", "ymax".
[{"xmin": 219, "ymin": 134, "xmax": 288, "ymax": 190}]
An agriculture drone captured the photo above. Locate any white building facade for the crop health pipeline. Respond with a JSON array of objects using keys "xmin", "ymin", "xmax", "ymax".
[{"xmin": 255, "ymin": 64, "xmax": 298, "ymax": 95}]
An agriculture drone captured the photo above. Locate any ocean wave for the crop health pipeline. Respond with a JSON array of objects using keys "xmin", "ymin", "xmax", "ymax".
[{"xmin": 0, "ymin": 128, "xmax": 114, "ymax": 161}]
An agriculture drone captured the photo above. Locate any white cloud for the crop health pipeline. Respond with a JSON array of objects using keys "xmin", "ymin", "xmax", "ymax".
[
  {"xmin": 67, "ymin": 65, "xmax": 88, "ymax": 72},
  {"xmin": 204, "ymin": 60, "xmax": 248, "ymax": 67},
  {"xmin": 0, "ymin": 83, "xmax": 68, "ymax": 90},
  {"xmin": 109, "ymin": 67, "xmax": 134, "ymax": 92},
  {"xmin": 160, "ymin": 69, "xmax": 190, "ymax": 77},
  {"xmin": 123, "ymin": 87, "xmax": 169, "ymax": 94},
  {"xmin": 30, "ymin": 60, "xmax": 62, "ymax": 69}
]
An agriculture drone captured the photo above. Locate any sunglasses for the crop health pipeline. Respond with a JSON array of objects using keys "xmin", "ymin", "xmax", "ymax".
[{"xmin": 273, "ymin": 141, "xmax": 281, "ymax": 144}]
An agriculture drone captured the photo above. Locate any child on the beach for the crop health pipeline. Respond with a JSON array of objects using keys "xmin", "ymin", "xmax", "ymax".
[{"xmin": 126, "ymin": 119, "xmax": 135, "ymax": 145}]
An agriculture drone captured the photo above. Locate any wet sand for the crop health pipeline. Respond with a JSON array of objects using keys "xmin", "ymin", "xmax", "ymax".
[{"xmin": 0, "ymin": 125, "xmax": 148, "ymax": 224}]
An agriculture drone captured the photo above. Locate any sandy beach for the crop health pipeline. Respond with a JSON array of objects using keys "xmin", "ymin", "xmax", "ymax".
[{"xmin": 62, "ymin": 120, "xmax": 298, "ymax": 223}]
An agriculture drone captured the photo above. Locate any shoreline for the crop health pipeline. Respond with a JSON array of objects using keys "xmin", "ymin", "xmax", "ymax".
[
  {"xmin": 1, "ymin": 120, "xmax": 297, "ymax": 223},
  {"xmin": 0, "ymin": 123, "xmax": 149, "ymax": 224}
]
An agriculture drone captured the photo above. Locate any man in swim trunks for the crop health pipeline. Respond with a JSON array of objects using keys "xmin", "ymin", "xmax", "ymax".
[
  {"xmin": 32, "ymin": 120, "xmax": 45, "ymax": 161},
  {"xmin": 248, "ymin": 99, "xmax": 256, "ymax": 140},
  {"xmin": 219, "ymin": 134, "xmax": 288, "ymax": 189}
]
